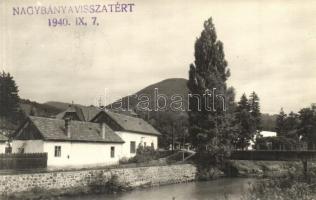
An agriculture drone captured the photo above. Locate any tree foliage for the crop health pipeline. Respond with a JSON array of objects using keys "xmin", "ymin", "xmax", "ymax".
[
  {"xmin": 233, "ymin": 92, "xmax": 261, "ymax": 150},
  {"xmin": 298, "ymin": 108, "xmax": 316, "ymax": 148},
  {"xmin": 255, "ymin": 136, "xmax": 297, "ymax": 150},
  {"xmin": 187, "ymin": 17, "xmax": 235, "ymax": 161},
  {"xmin": 271, "ymin": 106, "xmax": 315, "ymax": 150},
  {"xmin": 0, "ymin": 71, "xmax": 20, "ymax": 121},
  {"xmin": 249, "ymin": 91, "xmax": 261, "ymax": 131},
  {"xmin": 146, "ymin": 111, "xmax": 189, "ymax": 149},
  {"xmin": 128, "ymin": 144, "xmax": 159, "ymax": 163},
  {"xmin": 276, "ymin": 108, "xmax": 300, "ymax": 140},
  {"xmin": 275, "ymin": 108, "xmax": 287, "ymax": 136},
  {"xmin": 233, "ymin": 94, "xmax": 253, "ymax": 149}
]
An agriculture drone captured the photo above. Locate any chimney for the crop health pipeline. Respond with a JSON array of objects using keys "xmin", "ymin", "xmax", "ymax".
[
  {"xmin": 65, "ymin": 118, "xmax": 71, "ymax": 138},
  {"xmin": 101, "ymin": 122, "xmax": 106, "ymax": 139}
]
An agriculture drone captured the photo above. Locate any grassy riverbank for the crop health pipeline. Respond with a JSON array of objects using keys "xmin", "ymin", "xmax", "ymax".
[
  {"xmin": 234, "ymin": 160, "xmax": 316, "ymax": 200},
  {"xmin": 242, "ymin": 178, "xmax": 315, "ymax": 200},
  {"xmin": 227, "ymin": 160, "xmax": 315, "ymax": 178}
]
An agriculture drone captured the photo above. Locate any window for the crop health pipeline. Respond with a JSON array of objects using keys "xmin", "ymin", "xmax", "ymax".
[
  {"xmin": 130, "ymin": 141, "xmax": 136, "ymax": 153},
  {"xmin": 111, "ymin": 146, "xmax": 115, "ymax": 158},
  {"xmin": 54, "ymin": 146, "xmax": 61, "ymax": 157}
]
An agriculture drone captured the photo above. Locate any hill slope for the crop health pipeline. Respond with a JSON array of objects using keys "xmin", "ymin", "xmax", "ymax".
[
  {"xmin": 108, "ymin": 78, "xmax": 189, "ymax": 148},
  {"xmin": 108, "ymin": 78, "xmax": 277, "ymax": 147},
  {"xmin": 44, "ymin": 101, "xmax": 84, "ymax": 111},
  {"xmin": 108, "ymin": 78, "xmax": 189, "ymax": 112},
  {"xmin": 20, "ymin": 99, "xmax": 63, "ymax": 117}
]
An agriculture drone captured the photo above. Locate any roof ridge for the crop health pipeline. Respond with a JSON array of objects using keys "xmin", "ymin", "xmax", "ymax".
[
  {"xmin": 26, "ymin": 115, "xmax": 124, "ymax": 143},
  {"xmin": 106, "ymin": 110, "xmax": 142, "ymax": 119},
  {"xmin": 30, "ymin": 116, "xmax": 105, "ymax": 126}
]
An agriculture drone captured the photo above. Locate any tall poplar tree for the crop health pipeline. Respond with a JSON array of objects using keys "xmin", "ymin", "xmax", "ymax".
[{"xmin": 187, "ymin": 18, "xmax": 234, "ymax": 161}]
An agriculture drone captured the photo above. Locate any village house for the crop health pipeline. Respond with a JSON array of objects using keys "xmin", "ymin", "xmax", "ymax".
[{"xmin": 12, "ymin": 105, "xmax": 160, "ymax": 168}]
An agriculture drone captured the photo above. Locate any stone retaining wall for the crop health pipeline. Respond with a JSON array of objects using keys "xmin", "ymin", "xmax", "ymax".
[{"xmin": 0, "ymin": 164, "xmax": 197, "ymax": 195}]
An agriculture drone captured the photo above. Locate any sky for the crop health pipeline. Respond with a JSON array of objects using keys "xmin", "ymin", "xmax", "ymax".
[{"xmin": 1, "ymin": 0, "xmax": 315, "ymax": 114}]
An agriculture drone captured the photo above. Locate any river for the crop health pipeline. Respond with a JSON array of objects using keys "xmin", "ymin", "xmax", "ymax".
[{"xmin": 61, "ymin": 178, "xmax": 256, "ymax": 200}]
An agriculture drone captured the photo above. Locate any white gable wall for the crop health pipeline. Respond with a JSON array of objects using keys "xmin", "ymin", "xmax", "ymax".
[
  {"xmin": 0, "ymin": 142, "xmax": 6, "ymax": 153},
  {"xmin": 115, "ymin": 131, "xmax": 158, "ymax": 159}
]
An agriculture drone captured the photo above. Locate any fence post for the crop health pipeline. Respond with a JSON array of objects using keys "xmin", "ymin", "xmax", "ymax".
[{"xmin": 302, "ymin": 160, "xmax": 308, "ymax": 179}]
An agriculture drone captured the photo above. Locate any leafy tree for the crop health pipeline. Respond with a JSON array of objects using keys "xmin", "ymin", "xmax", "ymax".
[
  {"xmin": 0, "ymin": 71, "xmax": 20, "ymax": 121},
  {"xmin": 148, "ymin": 111, "xmax": 189, "ymax": 149},
  {"xmin": 187, "ymin": 17, "xmax": 234, "ymax": 163},
  {"xmin": 128, "ymin": 144, "xmax": 159, "ymax": 163},
  {"xmin": 284, "ymin": 111, "xmax": 300, "ymax": 140},
  {"xmin": 275, "ymin": 108, "xmax": 287, "ymax": 136},
  {"xmin": 298, "ymin": 108, "xmax": 316, "ymax": 149},
  {"xmin": 255, "ymin": 136, "xmax": 297, "ymax": 150},
  {"xmin": 233, "ymin": 94, "xmax": 255, "ymax": 150},
  {"xmin": 261, "ymin": 113, "xmax": 277, "ymax": 132}
]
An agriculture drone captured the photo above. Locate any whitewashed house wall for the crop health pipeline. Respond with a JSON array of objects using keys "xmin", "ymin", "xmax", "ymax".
[
  {"xmin": 12, "ymin": 140, "xmax": 123, "ymax": 167},
  {"xmin": 116, "ymin": 131, "xmax": 158, "ymax": 159},
  {"xmin": 0, "ymin": 142, "xmax": 6, "ymax": 153},
  {"xmin": 44, "ymin": 141, "xmax": 123, "ymax": 167}
]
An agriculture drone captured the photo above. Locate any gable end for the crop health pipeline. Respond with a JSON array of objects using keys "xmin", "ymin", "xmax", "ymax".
[{"xmin": 14, "ymin": 119, "xmax": 44, "ymax": 140}]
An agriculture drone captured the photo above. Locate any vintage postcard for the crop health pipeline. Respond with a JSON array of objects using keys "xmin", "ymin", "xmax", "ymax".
[{"xmin": 0, "ymin": 0, "xmax": 316, "ymax": 199}]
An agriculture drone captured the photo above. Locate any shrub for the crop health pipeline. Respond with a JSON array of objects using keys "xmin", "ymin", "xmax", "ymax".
[
  {"xmin": 128, "ymin": 145, "xmax": 159, "ymax": 163},
  {"xmin": 242, "ymin": 178, "xmax": 313, "ymax": 200},
  {"xmin": 254, "ymin": 136, "xmax": 297, "ymax": 150},
  {"xmin": 89, "ymin": 174, "xmax": 129, "ymax": 194}
]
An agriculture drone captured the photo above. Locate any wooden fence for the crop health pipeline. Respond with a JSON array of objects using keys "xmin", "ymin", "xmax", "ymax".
[{"xmin": 0, "ymin": 153, "xmax": 47, "ymax": 169}]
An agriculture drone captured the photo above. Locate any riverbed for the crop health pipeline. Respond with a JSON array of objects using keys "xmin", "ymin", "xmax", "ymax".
[{"xmin": 61, "ymin": 178, "xmax": 256, "ymax": 200}]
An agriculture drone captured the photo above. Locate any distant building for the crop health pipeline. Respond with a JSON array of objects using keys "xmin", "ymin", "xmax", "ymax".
[
  {"xmin": 259, "ymin": 131, "xmax": 277, "ymax": 138},
  {"xmin": 12, "ymin": 106, "xmax": 160, "ymax": 168},
  {"xmin": 249, "ymin": 131, "xmax": 277, "ymax": 150}
]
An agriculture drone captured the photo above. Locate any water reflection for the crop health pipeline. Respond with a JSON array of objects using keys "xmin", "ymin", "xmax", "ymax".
[{"xmin": 62, "ymin": 178, "xmax": 256, "ymax": 200}]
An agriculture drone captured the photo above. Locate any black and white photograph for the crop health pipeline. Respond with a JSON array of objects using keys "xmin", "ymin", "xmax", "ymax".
[{"xmin": 0, "ymin": 0, "xmax": 316, "ymax": 199}]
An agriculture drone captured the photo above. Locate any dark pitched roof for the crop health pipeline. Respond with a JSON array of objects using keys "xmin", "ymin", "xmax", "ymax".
[
  {"xmin": 56, "ymin": 106, "xmax": 161, "ymax": 136},
  {"xmin": 0, "ymin": 133, "xmax": 8, "ymax": 142},
  {"xmin": 56, "ymin": 105, "xmax": 100, "ymax": 121},
  {"xmin": 80, "ymin": 106, "xmax": 102, "ymax": 121},
  {"xmin": 24, "ymin": 116, "xmax": 124, "ymax": 143},
  {"xmin": 95, "ymin": 111, "xmax": 161, "ymax": 136}
]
